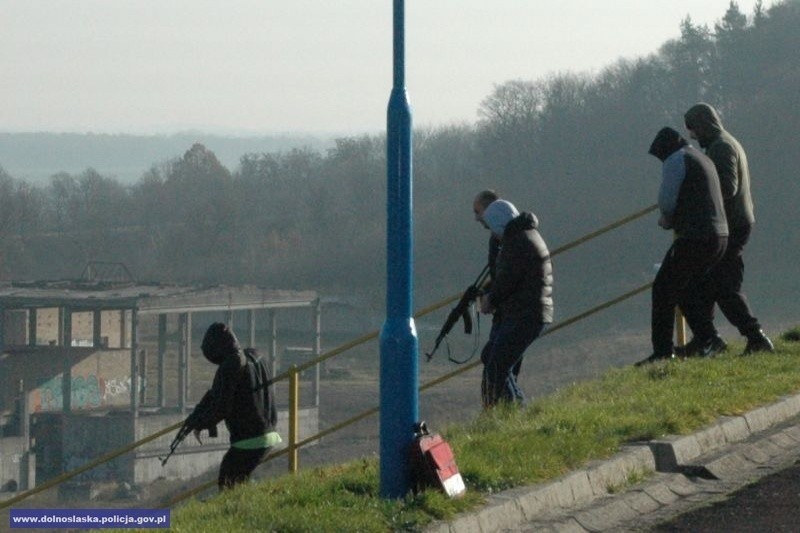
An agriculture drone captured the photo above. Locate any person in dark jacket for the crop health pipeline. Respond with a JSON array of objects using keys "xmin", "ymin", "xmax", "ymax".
[
  {"xmin": 637, "ymin": 127, "xmax": 729, "ymax": 366},
  {"xmin": 185, "ymin": 322, "xmax": 281, "ymax": 490},
  {"xmin": 473, "ymin": 189, "xmax": 522, "ymax": 380},
  {"xmin": 683, "ymin": 103, "xmax": 774, "ymax": 355},
  {"xmin": 477, "ymin": 199, "xmax": 553, "ymax": 407}
]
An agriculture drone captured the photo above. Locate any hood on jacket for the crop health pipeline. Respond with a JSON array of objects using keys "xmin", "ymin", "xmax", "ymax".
[
  {"xmin": 504, "ymin": 211, "xmax": 539, "ymax": 236},
  {"xmin": 684, "ymin": 103, "xmax": 724, "ymax": 148},
  {"xmin": 482, "ymin": 199, "xmax": 519, "ymax": 237},
  {"xmin": 648, "ymin": 127, "xmax": 688, "ymax": 162},
  {"xmin": 201, "ymin": 322, "xmax": 241, "ymax": 365}
]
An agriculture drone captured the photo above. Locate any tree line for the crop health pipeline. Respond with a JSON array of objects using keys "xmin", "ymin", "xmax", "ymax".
[{"xmin": 0, "ymin": 1, "xmax": 797, "ymax": 323}]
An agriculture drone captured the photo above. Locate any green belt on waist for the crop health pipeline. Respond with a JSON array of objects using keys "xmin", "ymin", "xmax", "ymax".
[{"xmin": 233, "ymin": 431, "xmax": 282, "ymax": 450}]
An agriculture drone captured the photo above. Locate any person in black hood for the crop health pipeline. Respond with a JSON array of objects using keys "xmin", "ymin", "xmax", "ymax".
[
  {"xmin": 683, "ymin": 103, "xmax": 774, "ymax": 355},
  {"xmin": 637, "ymin": 127, "xmax": 728, "ymax": 366},
  {"xmin": 477, "ymin": 199, "xmax": 553, "ymax": 407},
  {"xmin": 184, "ymin": 322, "xmax": 280, "ymax": 490}
]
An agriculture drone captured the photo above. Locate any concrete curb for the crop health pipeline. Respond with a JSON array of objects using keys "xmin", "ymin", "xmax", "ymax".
[
  {"xmin": 424, "ymin": 391, "xmax": 800, "ymax": 533},
  {"xmin": 648, "ymin": 392, "xmax": 800, "ymax": 470}
]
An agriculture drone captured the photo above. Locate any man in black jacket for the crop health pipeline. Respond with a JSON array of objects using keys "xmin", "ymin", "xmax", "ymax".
[
  {"xmin": 185, "ymin": 322, "xmax": 280, "ymax": 490},
  {"xmin": 683, "ymin": 103, "xmax": 774, "ymax": 355},
  {"xmin": 477, "ymin": 199, "xmax": 553, "ymax": 407},
  {"xmin": 638, "ymin": 127, "xmax": 728, "ymax": 366}
]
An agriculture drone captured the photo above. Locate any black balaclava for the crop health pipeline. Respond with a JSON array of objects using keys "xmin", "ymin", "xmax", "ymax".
[{"xmin": 200, "ymin": 322, "xmax": 240, "ymax": 365}]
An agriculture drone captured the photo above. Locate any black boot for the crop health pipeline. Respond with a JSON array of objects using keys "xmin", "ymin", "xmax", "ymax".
[{"xmin": 742, "ymin": 330, "xmax": 774, "ymax": 355}]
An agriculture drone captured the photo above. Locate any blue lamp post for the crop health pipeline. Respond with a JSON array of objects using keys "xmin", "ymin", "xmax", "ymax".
[{"xmin": 379, "ymin": 0, "xmax": 418, "ymax": 499}]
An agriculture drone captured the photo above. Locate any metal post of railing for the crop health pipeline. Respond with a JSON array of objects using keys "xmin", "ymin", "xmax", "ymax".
[
  {"xmin": 670, "ymin": 230, "xmax": 688, "ymax": 349},
  {"xmin": 288, "ymin": 365, "xmax": 300, "ymax": 473},
  {"xmin": 675, "ymin": 308, "xmax": 687, "ymax": 348}
]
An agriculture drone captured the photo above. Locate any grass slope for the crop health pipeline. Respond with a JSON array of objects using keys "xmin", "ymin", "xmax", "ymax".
[{"xmin": 161, "ymin": 327, "xmax": 800, "ymax": 532}]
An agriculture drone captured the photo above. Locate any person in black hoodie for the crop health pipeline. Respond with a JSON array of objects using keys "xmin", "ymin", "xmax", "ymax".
[
  {"xmin": 185, "ymin": 322, "xmax": 280, "ymax": 490},
  {"xmin": 477, "ymin": 199, "xmax": 553, "ymax": 407},
  {"xmin": 638, "ymin": 127, "xmax": 728, "ymax": 366}
]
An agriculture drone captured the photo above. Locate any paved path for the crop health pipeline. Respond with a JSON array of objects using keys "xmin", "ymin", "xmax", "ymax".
[
  {"xmin": 649, "ymin": 458, "xmax": 800, "ymax": 532},
  {"xmin": 425, "ymin": 393, "xmax": 800, "ymax": 532}
]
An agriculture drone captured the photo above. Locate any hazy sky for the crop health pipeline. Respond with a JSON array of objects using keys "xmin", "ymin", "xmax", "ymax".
[{"xmin": 2, "ymin": 1, "xmax": 765, "ymax": 135}]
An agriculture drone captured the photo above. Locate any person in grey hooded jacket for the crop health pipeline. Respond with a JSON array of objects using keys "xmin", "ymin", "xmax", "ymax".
[
  {"xmin": 683, "ymin": 103, "xmax": 774, "ymax": 355},
  {"xmin": 477, "ymin": 199, "xmax": 553, "ymax": 407}
]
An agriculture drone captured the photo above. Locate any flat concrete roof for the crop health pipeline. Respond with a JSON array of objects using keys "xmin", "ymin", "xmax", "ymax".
[{"xmin": 0, "ymin": 281, "xmax": 318, "ymax": 314}]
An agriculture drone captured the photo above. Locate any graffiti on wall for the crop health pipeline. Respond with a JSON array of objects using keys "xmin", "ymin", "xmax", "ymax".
[{"xmin": 30, "ymin": 374, "xmax": 146, "ymax": 413}]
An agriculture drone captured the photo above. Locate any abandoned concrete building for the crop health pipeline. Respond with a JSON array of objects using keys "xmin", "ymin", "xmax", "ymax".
[{"xmin": 0, "ymin": 262, "xmax": 322, "ymax": 497}]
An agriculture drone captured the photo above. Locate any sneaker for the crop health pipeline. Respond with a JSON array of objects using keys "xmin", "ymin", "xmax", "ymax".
[
  {"xmin": 742, "ymin": 330, "xmax": 775, "ymax": 355},
  {"xmin": 676, "ymin": 335, "xmax": 727, "ymax": 358},
  {"xmin": 635, "ymin": 352, "xmax": 675, "ymax": 367}
]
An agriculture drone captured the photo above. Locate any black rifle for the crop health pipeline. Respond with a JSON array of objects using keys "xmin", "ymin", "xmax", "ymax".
[
  {"xmin": 160, "ymin": 416, "xmax": 219, "ymax": 467},
  {"xmin": 426, "ymin": 264, "xmax": 490, "ymax": 361},
  {"xmin": 160, "ymin": 422, "xmax": 192, "ymax": 467}
]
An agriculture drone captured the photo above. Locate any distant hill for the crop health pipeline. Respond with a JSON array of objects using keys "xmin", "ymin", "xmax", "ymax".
[{"xmin": 0, "ymin": 132, "xmax": 335, "ymax": 183}]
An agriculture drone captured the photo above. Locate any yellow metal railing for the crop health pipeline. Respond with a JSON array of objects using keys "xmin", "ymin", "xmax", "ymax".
[
  {"xmin": 417, "ymin": 281, "xmax": 654, "ymax": 392},
  {"xmin": 288, "ymin": 366, "xmax": 300, "ymax": 473},
  {"xmin": 1, "ymin": 203, "xmax": 660, "ymax": 510}
]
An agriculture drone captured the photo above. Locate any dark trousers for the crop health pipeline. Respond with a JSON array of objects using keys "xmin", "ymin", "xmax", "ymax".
[
  {"xmin": 481, "ymin": 316, "xmax": 544, "ymax": 408},
  {"xmin": 652, "ymin": 236, "xmax": 727, "ymax": 356},
  {"xmin": 695, "ymin": 225, "xmax": 761, "ymax": 337},
  {"xmin": 484, "ymin": 313, "xmax": 523, "ymax": 378},
  {"xmin": 218, "ymin": 446, "xmax": 269, "ymax": 491}
]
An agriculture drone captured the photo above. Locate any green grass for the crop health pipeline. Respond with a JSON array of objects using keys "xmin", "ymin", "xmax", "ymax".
[
  {"xmin": 161, "ymin": 330, "xmax": 800, "ymax": 532},
  {"xmin": 783, "ymin": 326, "xmax": 800, "ymax": 342}
]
